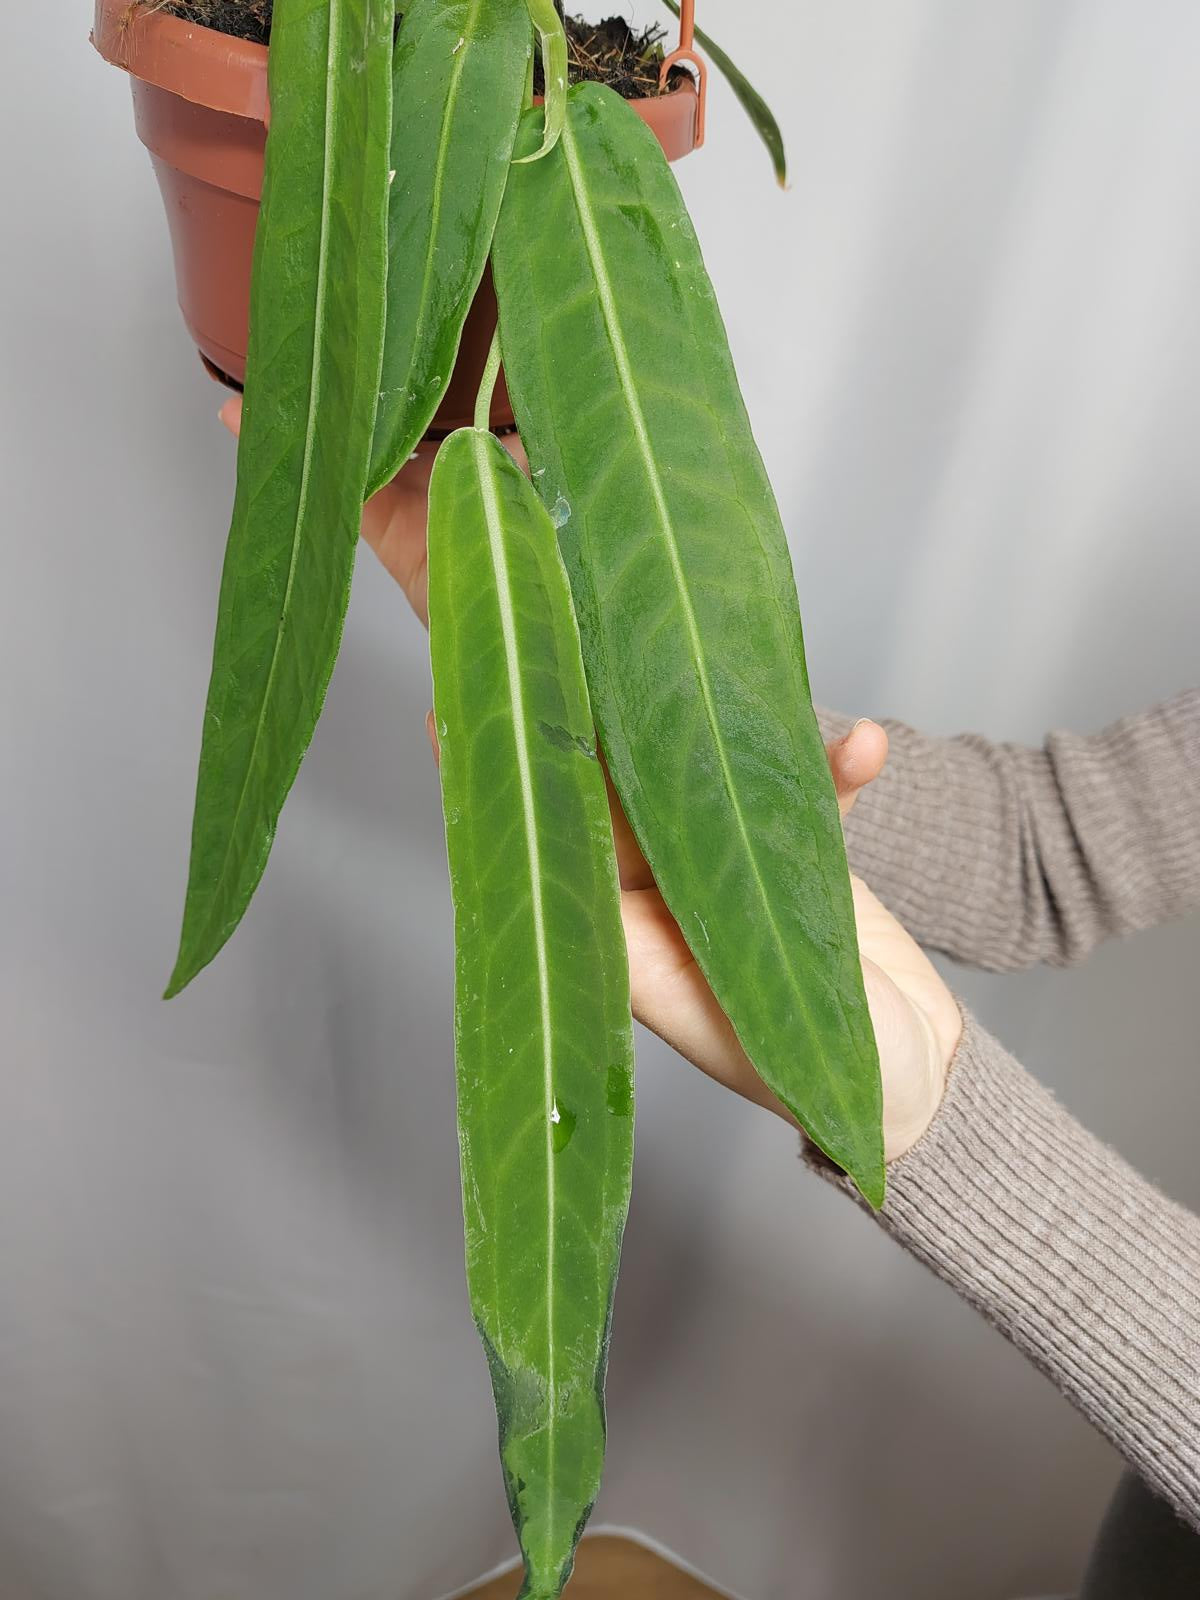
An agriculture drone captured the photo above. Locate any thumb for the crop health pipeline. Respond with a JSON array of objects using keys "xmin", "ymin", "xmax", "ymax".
[{"xmin": 828, "ymin": 718, "xmax": 888, "ymax": 819}]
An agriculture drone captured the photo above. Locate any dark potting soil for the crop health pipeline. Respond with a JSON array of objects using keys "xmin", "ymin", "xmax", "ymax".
[
  {"xmin": 541, "ymin": 16, "xmax": 681, "ymax": 100},
  {"xmin": 158, "ymin": 0, "xmax": 272, "ymax": 45},
  {"xmin": 153, "ymin": 2, "xmax": 681, "ymax": 98}
]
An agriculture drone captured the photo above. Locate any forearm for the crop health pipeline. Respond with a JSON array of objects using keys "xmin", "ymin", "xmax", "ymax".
[
  {"xmin": 821, "ymin": 691, "xmax": 1200, "ymax": 970},
  {"xmin": 810, "ymin": 1013, "xmax": 1200, "ymax": 1531}
]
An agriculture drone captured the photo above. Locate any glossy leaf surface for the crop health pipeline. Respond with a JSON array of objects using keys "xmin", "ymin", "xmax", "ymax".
[
  {"xmin": 367, "ymin": 0, "xmax": 531, "ymax": 496},
  {"xmin": 167, "ymin": 0, "xmax": 393, "ymax": 996},
  {"xmin": 494, "ymin": 86, "xmax": 883, "ymax": 1203},
  {"xmin": 428, "ymin": 429, "xmax": 635, "ymax": 1597},
  {"xmin": 661, "ymin": 0, "xmax": 787, "ymax": 185}
]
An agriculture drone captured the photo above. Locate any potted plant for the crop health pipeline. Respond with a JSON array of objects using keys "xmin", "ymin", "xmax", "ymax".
[{"xmin": 95, "ymin": 4, "xmax": 882, "ymax": 1596}]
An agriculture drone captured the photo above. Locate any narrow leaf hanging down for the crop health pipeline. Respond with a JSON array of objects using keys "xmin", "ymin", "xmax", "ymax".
[
  {"xmin": 660, "ymin": 0, "xmax": 787, "ymax": 185},
  {"xmin": 494, "ymin": 85, "xmax": 883, "ymax": 1204},
  {"xmin": 166, "ymin": 0, "xmax": 394, "ymax": 997},
  {"xmin": 429, "ymin": 428, "xmax": 635, "ymax": 1599},
  {"xmin": 366, "ymin": 0, "xmax": 531, "ymax": 496}
]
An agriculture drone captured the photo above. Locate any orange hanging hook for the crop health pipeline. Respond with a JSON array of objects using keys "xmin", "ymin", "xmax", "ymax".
[{"xmin": 659, "ymin": 0, "xmax": 708, "ymax": 149}]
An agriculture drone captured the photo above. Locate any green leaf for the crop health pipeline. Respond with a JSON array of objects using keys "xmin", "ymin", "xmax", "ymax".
[
  {"xmin": 494, "ymin": 85, "xmax": 883, "ymax": 1205},
  {"xmin": 661, "ymin": 0, "xmax": 787, "ymax": 186},
  {"xmin": 166, "ymin": 0, "xmax": 393, "ymax": 997},
  {"xmin": 367, "ymin": 0, "xmax": 532, "ymax": 496},
  {"xmin": 514, "ymin": 0, "xmax": 567, "ymax": 165},
  {"xmin": 428, "ymin": 429, "xmax": 635, "ymax": 1598}
]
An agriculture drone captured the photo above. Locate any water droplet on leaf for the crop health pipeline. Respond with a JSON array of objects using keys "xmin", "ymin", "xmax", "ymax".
[{"xmin": 550, "ymin": 1100, "xmax": 577, "ymax": 1152}]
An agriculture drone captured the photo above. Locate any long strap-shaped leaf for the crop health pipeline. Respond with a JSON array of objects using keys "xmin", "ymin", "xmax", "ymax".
[
  {"xmin": 494, "ymin": 85, "xmax": 884, "ymax": 1204},
  {"xmin": 166, "ymin": 0, "xmax": 393, "ymax": 996},
  {"xmin": 429, "ymin": 429, "xmax": 634, "ymax": 1598},
  {"xmin": 366, "ymin": 0, "xmax": 531, "ymax": 496}
]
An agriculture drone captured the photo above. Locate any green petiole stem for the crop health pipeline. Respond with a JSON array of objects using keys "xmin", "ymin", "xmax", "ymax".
[{"xmin": 475, "ymin": 326, "xmax": 504, "ymax": 432}]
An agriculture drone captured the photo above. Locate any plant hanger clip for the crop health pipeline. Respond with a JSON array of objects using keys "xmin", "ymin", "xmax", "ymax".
[{"xmin": 660, "ymin": 0, "xmax": 708, "ymax": 148}]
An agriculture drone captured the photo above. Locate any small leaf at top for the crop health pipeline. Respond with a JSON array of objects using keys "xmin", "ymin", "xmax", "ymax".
[{"xmin": 515, "ymin": 0, "xmax": 567, "ymax": 165}]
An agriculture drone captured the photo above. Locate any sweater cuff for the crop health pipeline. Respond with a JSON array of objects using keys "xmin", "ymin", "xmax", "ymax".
[{"xmin": 806, "ymin": 1011, "xmax": 1200, "ymax": 1528}]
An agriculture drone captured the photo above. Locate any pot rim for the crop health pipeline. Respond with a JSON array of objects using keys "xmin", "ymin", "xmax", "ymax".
[
  {"xmin": 93, "ymin": 0, "xmax": 269, "ymax": 119},
  {"xmin": 92, "ymin": 0, "xmax": 699, "ymax": 133}
]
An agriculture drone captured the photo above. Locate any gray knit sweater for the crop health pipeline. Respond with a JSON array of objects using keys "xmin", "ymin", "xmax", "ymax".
[{"xmin": 818, "ymin": 692, "xmax": 1200, "ymax": 1535}]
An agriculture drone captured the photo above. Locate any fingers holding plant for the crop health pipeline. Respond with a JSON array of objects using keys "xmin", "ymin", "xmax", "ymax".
[{"xmin": 829, "ymin": 717, "xmax": 890, "ymax": 818}]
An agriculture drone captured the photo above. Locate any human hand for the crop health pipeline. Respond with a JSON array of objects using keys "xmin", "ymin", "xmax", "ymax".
[{"xmin": 219, "ymin": 400, "xmax": 959, "ymax": 1163}]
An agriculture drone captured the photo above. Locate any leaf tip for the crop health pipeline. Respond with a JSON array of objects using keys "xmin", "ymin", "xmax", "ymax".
[
  {"xmin": 813, "ymin": 1128, "xmax": 886, "ymax": 1210},
  {"xmin": 163, "ymin": 938, "xmax": 204, "ymax": 1000},
  {"xmin": 162, "ymin": 964, "xmax": 189, "ymax": 1002},
  {"xmin": 856, "ymin": 1167, "xmax": 886, "ymax": 1211}
]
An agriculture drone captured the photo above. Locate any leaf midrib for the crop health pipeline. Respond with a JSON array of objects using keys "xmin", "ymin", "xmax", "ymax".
[
  {"xmin": 472, "ymin": 431, "xmax": 559, "ymax": 1542},
  {"xmin": 558, "ymin": 107, "xmax": 854, "ymax": 1124}
]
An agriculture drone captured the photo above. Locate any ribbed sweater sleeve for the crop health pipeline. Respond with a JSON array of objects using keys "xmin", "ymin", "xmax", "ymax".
[
  {"xmin": 820, "ymin": 690, "xmax": 1200, "ymax": 970},
  {"xmin": 816, "ymin": 1014, "xmax": 1200, "ymax": 1533}
]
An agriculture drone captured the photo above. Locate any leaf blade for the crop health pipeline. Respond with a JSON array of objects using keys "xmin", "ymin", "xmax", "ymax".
[
  {"xmin": 429, "ymin": 430, "xmax": 635, "ymax": 1598},
  {"xmin": 494, "ymin": 86, "xmax": 883, "ymax": 1204},
  {"xmin": 661, "ymin": 0, "xmax": 787, "ymax": 185},
  {"xmin": 167, "ymin": 0, "xmax": 393, "ymax": 997},
  {"xmin": 367, "ymin": 0, "xmax": 531, "ymax": 496}
]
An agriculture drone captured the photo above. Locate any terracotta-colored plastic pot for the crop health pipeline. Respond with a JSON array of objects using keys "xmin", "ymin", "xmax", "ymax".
[{"xmin": 92, "ymin": 0, "xmax": 700, "ymax": 433}]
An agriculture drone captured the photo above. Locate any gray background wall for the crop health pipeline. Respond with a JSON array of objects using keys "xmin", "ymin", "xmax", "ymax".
[{"xmin": 3, "ymin": 3, "xmax": 1198, "ymax": 1598}]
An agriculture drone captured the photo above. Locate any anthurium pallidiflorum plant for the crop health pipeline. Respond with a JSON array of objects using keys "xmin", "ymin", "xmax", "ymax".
[{"xmin": 162, "ymin": 1, "xmax": 883, "ymax": 1593}]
